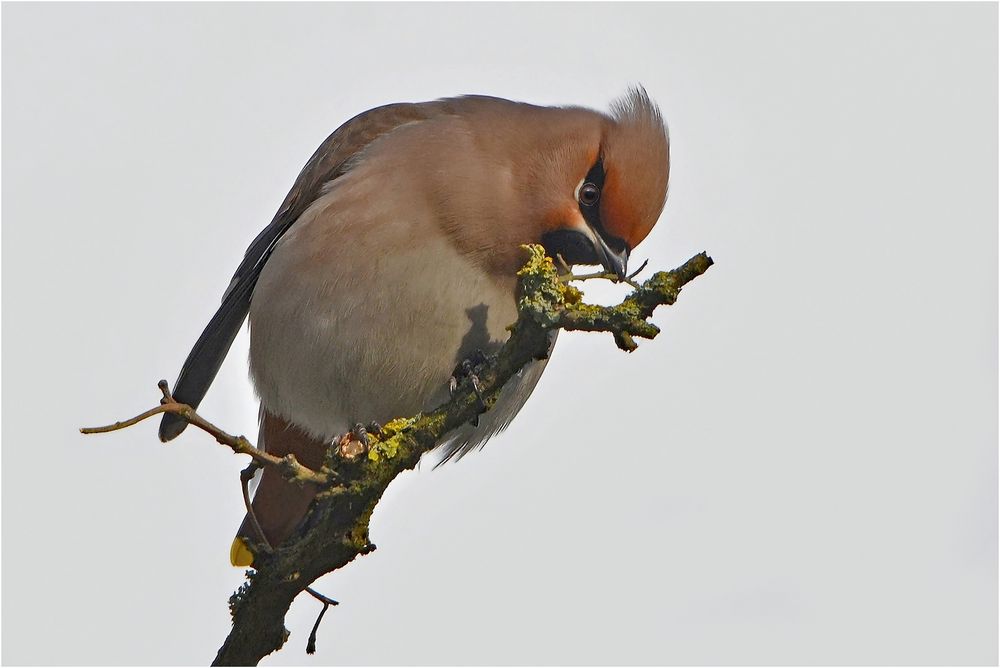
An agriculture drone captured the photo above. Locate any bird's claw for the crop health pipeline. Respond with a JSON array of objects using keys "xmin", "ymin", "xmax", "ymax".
[
  {"xmin": 449, "ymin": 350, "xmax": 490, "ymax": 424},
  {"xmin": 351, "ymin": 423, "xmax": 369, "ymax": 447}
]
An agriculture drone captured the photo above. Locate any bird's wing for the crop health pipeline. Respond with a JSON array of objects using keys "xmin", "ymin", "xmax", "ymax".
[
  {"xmin": 159, "ymin": 102, "xmax": 440, "ymax": 441},
  {"xmin": 434, "ymin": 331, "xmax": 559, "ymax": 465}
]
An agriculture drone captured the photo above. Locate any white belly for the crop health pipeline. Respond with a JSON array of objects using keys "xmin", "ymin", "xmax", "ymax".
[{"xmin": 248, "ymin": 187, "xmax": 519, "ymax": 442}]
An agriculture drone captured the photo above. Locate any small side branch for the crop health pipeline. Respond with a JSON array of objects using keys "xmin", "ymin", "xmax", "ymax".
[
  {"xmin": 558, "ymin": 252, "xmax": 714, "ymax": 351},
  {"xmin": 81, "ymin": 382, "xmax": 330, "ymax": 487}
]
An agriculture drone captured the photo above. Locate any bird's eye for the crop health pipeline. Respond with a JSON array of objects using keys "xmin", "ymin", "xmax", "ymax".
[{"xmin": 579, "ymin": 182, "xmax": 600, "ymax": 206}]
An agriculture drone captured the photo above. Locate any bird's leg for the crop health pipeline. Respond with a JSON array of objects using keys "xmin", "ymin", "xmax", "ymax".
[
  {"xmin": 450, "ymin": 355, "xmax": 487, "ymax": 406},
  {"xmin": 449, "ymin": 349, "xmax": 490, "ymax": 425}
]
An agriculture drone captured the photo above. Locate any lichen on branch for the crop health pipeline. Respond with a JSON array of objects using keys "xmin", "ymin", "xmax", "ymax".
[{"xmin": 80, "ymin": 244, "xmax": 713, "ymax": 666}]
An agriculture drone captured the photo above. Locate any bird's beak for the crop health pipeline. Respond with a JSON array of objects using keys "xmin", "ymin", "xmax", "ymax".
[{"xmin": 593, "ymin": 234, "xmax": 629, "ymax": 280}]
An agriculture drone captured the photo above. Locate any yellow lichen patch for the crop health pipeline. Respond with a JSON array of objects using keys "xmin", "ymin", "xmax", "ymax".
[
  {"xmin": 368, "ymin": 436, "xmax": 400, "ymax": 463},
  {"xmin": 347, "ymin": 504, "xmax": 375, "ymax": 550},
  {"xmin": 367, "ymin": 416, "xmax": 419, "ymax": 462},
  {"xmin": 561, "ymin": 283, "xmax": 583, "ymax": 304},
  {"xmin": 380, "ymin": 416, "xmax": 417, "ymax": 437},
  {"xmin": 515, "ymin": 245, "xmax": 569, "ymax": 327}
]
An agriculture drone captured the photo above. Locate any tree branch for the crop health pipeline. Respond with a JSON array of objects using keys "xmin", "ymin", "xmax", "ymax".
[{"xmin": 81, "ymin": 244, "xmax": 712, "ymax": 665}]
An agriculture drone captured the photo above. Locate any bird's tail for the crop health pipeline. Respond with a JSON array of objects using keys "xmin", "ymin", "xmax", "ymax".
[{"xmin": 230, "ymin": 410, "xmax": 328, "ymax": 567}]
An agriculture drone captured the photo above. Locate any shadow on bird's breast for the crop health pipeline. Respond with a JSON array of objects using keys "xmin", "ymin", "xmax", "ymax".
[{"xmin": 453, "ymin": 303, "xmax": 505, "ymax": 366}]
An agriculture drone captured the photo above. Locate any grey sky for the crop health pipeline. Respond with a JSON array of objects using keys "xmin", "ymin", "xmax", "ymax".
[{"xmin": 2, "ymin": 2, "xmax": 997, "ymax": 665}]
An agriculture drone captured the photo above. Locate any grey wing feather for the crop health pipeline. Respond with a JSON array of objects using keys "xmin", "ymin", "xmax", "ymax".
[
  {"xmin": 433, "ymin": 331, "xmax": 559, "ymax": 465},
  {"xmin": 158, "ymin": 102, "xmax": 438, "ymax": 441},
  {"xmin": 157, "ymin": 209, "xmax": 301, "ymax": 441}
]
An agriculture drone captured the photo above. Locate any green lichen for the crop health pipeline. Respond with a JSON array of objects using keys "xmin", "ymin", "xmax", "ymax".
[
  {"xmin": 347, "ymin": 504, "xmax": 375, "ymax": 551},
  {"xmin": 562, "ymin": 283, "xmax": 583, "ymax": 305},
  {"xmin": 367, "ymin": 436, "xmax": 400, "ymax": 463},
  {"xmin": 516, "ymin": 245, "xmax": 568, "ymax": 327},
  {"xmin": 367, "ymin": 416, "xmax": 418, "ymax": 463},
  {"xmin": 563, "ymin": 301, "xmax": 608, "ymax": 320},
  {"xmin": 379, "ymin": 416, "xmax": 417, "ymax": 438}
]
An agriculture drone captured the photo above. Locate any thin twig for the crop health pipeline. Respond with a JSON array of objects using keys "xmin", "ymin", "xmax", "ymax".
[
  {"xmin": 158, "ymin": 378, "xmax": 174, "ymax": 403},
  {"xmin": 554, "ymin": 253, "xmax": 573, "ymax": 276},
  {"xmin": 561, "ymin": 270, "xmax": 642, "ymax": 289},
  {"xmin": 305, "ymin": 588, "xmax": 339, "ymax": 607},
  {"xmin": 79, "ymin": 403, "xmax": 176, "ymax": 434},
  {"xmin": 554, "ymin": 252, "xmax": 648, "ymax": 289},
  {"xmin": 81, "ymin": 381, "xmax": 331, "ymax": 487},
  {"xmin": 627, "ymin": 258, "xmax": 650, "ymax": 281},
  {"xmin": 241, "ymin": 452, "xmax": 338, "ymax": 655},
  {"xmin": 240, "ymin": 462, "xmax": 272, "ymax": 554},
  {"xmin": 305, "ymin": 597, "xmax": 333, "ymax": 655}
]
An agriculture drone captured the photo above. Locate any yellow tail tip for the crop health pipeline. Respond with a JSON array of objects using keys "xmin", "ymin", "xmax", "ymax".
[{"xmin": 230, "ymin": 537, "xmax": 255, "ymax": 567}]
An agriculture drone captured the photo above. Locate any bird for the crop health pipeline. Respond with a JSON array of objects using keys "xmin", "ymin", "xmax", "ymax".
[{"xmin": 157, "ymin": 88, "xmax": 670, "ymax": 567}]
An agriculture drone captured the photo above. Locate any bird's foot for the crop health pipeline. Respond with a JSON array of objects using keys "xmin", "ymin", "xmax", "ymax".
[
  {"xmin": 449, "ymin": 350, "xmax": 491, "ymax": 425},
  {"xmin": 337, "ymin": 423, "xmax": 371, "ymax": 459}
]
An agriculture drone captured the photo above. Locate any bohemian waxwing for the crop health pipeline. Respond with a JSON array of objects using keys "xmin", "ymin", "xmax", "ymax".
[{"xmin": 158, "ymin": 88, "xmax": 671, "ymax": 566}]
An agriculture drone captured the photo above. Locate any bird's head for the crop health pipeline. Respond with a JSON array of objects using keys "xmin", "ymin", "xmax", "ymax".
[
  {"xmin": 404, "ymin": 89, "xmax": 670, "ymax": 279},
  {"xmin": 534, "ymin": 87, "xmax": 670, "ymax": 279}
]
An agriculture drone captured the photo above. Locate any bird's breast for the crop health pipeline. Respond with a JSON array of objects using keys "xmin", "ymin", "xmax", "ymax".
[{"xmin": 247, "ymin": 181, "xmax": 518, "ymax": 442}]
